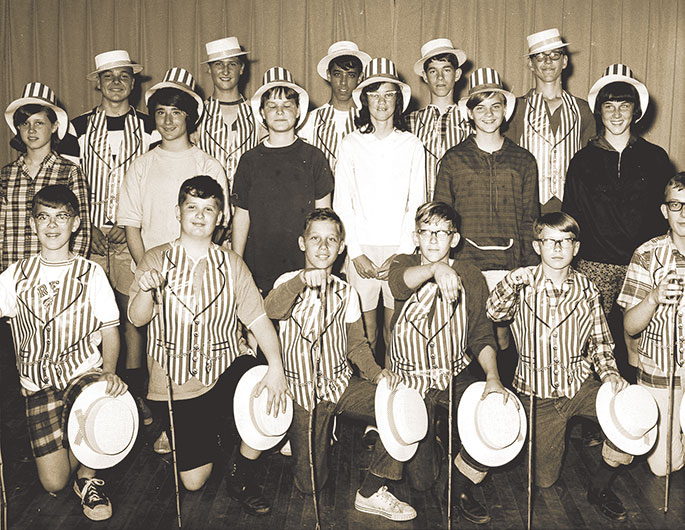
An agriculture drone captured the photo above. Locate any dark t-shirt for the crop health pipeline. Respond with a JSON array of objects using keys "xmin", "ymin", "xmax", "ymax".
[{"xmin": 232, "ymin": 139, "xmax": 333, "ymax": 294}]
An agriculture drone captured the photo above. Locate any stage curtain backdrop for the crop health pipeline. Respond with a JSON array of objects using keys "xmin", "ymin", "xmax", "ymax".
[{"xmin": 1, "ymin": 0, "xmax": 684, "ymax": 170}]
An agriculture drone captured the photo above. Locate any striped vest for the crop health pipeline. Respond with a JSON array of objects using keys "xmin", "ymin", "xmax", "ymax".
[
  {"xmin": 279, "ymin": 275, "xmax": 353, "ymax": 411},
  {"xmin": 197, "ymin": 98, "xmax": 259, "ymax": 190},
  {"xmin": 309, "ymin": 104, "xmax": 357, "ymax": 173},
  {"xmin": 81, "ymin": 107, "xmax": 148, "ymax": 225},
  {"xmin": 408, "ymin": 105, "xmax": 470, "ymax": 200},
  {"xmin": 390, "ymin": 282, "xmax": 469, "ymax": 397},
  {"xmin": 12, "ymin": 256, "xmax": 103, "ymax": 390},
  {"xmin": 520, "ymin": 91, "xmax": 582, "ymax": 204},
  {"xmin": 149, "ymin": 244, "xmax": 244, "ymax": 386}
]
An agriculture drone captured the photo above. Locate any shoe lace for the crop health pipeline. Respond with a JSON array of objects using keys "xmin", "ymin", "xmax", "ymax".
[
  {"xmin": 376, "ymin": 486, "xmax": 402, "ymax": 511},
  {"xmin": 80, "ymin": 478, "xmax": 106, "ymax": 505}
]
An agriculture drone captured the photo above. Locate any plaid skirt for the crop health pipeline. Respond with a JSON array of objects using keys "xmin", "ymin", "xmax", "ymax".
[{"xmin": 24, "ymin": 371, "xmax": 102, "ymax": 458}]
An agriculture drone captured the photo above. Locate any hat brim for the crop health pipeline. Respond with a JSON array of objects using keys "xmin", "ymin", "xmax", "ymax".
[
  {"xmin": 596, "ymin": 382, "xmax": 657, "ymax": 456},
  {"xmin": 316, "ymin": 50, "xmax": 372, "ymax": 80},
  {"xmin": 250, "ymin": 81, "xmax": 310, "ymax": 129},
  {"xmin": 86, "ymin": 63, "xmax": 144, "ymax": 81},
  {"xmin": 413, "ymin": 47, "xmax": 467, "ymax": 77},
  {"xmin": 234, "ymin": 365, "xmax": 293, "ymax": 451},
  {"xmin": 524, "ymin": 41, "xmax": 570, "ymax": 58},
  {"xmin": 5, "ymin": 98, "xmax": 69, "ymax": 139},
  {"xmin": 457, "ymin": 382, "xmax": 526, "ymax": 467},
  {"xmin": 67, "ymin": 381, "xmax": 139, "ymax": 470},
  {"xmin": 352, "ymin": 75, "xmax": 411, "ymax": 112},
  {"xmin": 145, "ymin": 81, "xmax": 205, "ymax": 125},
  {"xmin": 201, "ymin": 50, "xmax": 249, "ymax": 64},
  {"xmin": 587, "ymin": 74, "xmax": 649, "ymax": 121},
  {"xmin": 458, "ymin": 88, "xmax": 516, "ymax": 122},
  {"xmin": 374, "ymin": 378, "xmax": 427, "ymax": 462}
]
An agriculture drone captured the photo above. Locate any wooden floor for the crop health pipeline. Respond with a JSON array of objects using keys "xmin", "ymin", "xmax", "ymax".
[{"xmin": 1, "ymin": 322, "xmax": 684, "ymax": 530}]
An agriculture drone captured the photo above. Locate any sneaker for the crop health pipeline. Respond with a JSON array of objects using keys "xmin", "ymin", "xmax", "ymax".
[
  {"xmin": 362, "ymin": 425, "xmax": 379, "ymax": 450},
  {"xmin": 227, "ymin": 463, "xmax": 271, "ymax": 516},
  {"xmin": 73, "ymin": 477, "xmax": 112, "ymax": 521},
  {"xmin": 153, "ymin": 431, "xmax": 171, "ymax": 454},
  {"xmin": 354, "ymin": 486, "xmax": 417, "ymax": 521},
  {"xmin": 136, "ymin": 396, "xmax": 153, "ymax": 426},
  {"xmin": 280, "ymin": 440, "xmax": 292, "ymax": 457},
  {"xmin": 454, "ymin": 488, "xmax": 491, "ymax": 525},
  {"xmin": 587, "ymin": 486, "xmax": 627, "ymax": 521}
]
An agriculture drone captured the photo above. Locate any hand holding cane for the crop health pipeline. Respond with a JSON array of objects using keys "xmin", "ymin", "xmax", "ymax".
[{"xmin": 155, "ymin": 285, "xmax": 183, "ymax": 528}]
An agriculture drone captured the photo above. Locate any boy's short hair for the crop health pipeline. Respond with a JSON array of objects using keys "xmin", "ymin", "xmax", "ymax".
[
  {"xmin": 595, "ymin": 81, "xmax": 642, "ymax": 122},
  {"xmin": 532, "ymin": 212, "xmax": 580, "ymax": 240},
  {"xmin": 328, "ymin": 55, "xmax": 363, "ymax": 74},
  {"xmin": 664, "ymin": 172, "xmax": 685, "ymax": 201},
  {"xmin": 415, "ymin": 201, "xmax": 461, "ymax": 231},
  {"xmin": 466, "ymin": 91, "xmax": 506, "ymax": 110},
  {"xmin": 178, "ymin": 175, "xmax": 225, "ymax": 212},
  {"xmin": 147, "ymin": 87, "xmax": 199, "ymax": 132},
  {"xmin": 11, "ymin": 104, "xmax": 60, "ymax": 152},
  {"xmin": 32, "ymin": 184, "xmax": 79, "ymax": 216},
  {"xmin": 355, "ymin": 81, "xmax": 408, "ymax": 134},
  {"xmin": 260, "ymin": 86, "xmax": 299, "ymax": 110},
  {"xmin": 303, "ymin": 208, "xmax": 345, "ymax": 240},
  {"xmin": 423, "ymin": 53, "xmax": 460, "ymax": 74}
]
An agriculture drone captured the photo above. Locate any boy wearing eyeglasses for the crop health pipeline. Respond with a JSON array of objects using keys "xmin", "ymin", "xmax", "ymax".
[
  {"xmin": 617, "ymin": 172, "xmax": 685, "ymax": 477},
  {"xmin": 386, "ymin": 201, "xmax": 505, "ymax": 525},
  {"xmin": 487, "ymin": 212, "xmax": 633, "ymax": 522},
  {"xmin": 0, "ymin": 185, "xmax": 125, "ymax": 522},
  {"xmin": 504, "ymin": 29, "xmax": 595, "ymax": 214}
]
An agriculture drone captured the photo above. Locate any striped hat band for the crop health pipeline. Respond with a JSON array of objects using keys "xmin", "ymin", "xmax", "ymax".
[
  {"xmin": 162, "ymin": 67, "xmax": 196, "ymax": 91},
  {"xmin": 262, "ymin": 66, "xmax": 295, "ymax": 86},
  {"xmin": 468, "ymin": 68, "xmax": 503, "ymax": 91},
  {"xmin": 361, "ymin": 57, "xmax": 399, "ymax": 82},
  {"xmin": 603, "ymin": 63, "xmax": 635, "ymax": 80},
  {"xmin": 21, "ymin": 82, "xmax": 57, "ymax": 104}
]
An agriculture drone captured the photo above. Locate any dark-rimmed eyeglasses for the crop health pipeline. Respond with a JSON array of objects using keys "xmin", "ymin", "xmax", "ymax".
[
  {"xmin": 664, "ymin": 201, "xmax": 685, "ymax": 212},
  {"xmin": 417, "ymin": 229, "xmax": 455, "ymax": 242},
  {"xmin": 531, "ymin": 51, "xmax": 564, "ymax": 63},
  {"xmin": 537, "ymin": 237, "xmax": 576, "ymax": 250}
]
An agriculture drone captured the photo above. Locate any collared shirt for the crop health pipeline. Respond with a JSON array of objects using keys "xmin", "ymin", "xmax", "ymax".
[
  {"xmin": 408, "ymin": 104, "xmax": 471, "ymax": 200},
  {"xmin": 299, "ymin": 103, "xmax": 357, "ymax": 173},
  {"xmin": 0, "ymin": 152, "xmax": 92, "ymax": 272},
  {"xmin": 617, "ymin": 233, "xmax": 685, "ymax": 387},
  {"xmin": 487, "ymin": 265, "xmax": 620, "ymax": 399}
]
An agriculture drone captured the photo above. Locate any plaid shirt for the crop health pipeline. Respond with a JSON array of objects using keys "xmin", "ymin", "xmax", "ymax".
[
  {"xmin": 434, "ymin": 135, "xmax": 540, "ymax": 270},
  {"xmin": 0, "ymin": 152, "xmax": 91, "ymax": 272},
  {"xmin": 487, "ymin": 265, "xmax": 620, "ymax": 399},
  {"xmin": 617, "ymin": 233, "xmax": 685, "ymax": 388}
]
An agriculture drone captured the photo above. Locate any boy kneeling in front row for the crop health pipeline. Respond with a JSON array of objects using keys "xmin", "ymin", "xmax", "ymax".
[
  {"xmin": 128, "ymin": 176, "xmax": 290, "ymax": 515},
  {"xmin": 264, "ymin": 208, "xmax": 416, "ymax": 521}
]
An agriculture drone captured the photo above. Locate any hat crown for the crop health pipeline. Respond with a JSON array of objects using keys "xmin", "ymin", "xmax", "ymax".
[
  {"xmin": 603, "ymin": 63, "xmax": 635, "ymax": 80},
  {"xmin": 475, "ymin": 392, "xmax": 521, "ymax": 450},
  {"xmin": 20, "ymin": 82, "xmax": 57, "ymax": 105},
  {"xmin": 262, "ymin": 66, "xmax": 295, "ymax": 86},
  {"xmin": 468, "ymin": 67, "xmax": 504, "ymax": 92},
  {"xmin": 387, "ymin": 388, "xmax": 428, "ymax": 445},
  {"xmin": 612, "ymin": 385, "xmax": 658, "ymax": 438},
  {"xmin": 327, "ymin": 40, "xmax": 361, "ymax": 56},
  {"xmin": 527, "ymin": 28, "xmax": 566, "ymax": 55},
  {"xmin": 420, "ymin": 38, "xmax": 455, "ymax": 57},
  {"xmin": 205, "ymin": 36, "xmax": 242, "ymax": 56},
  {"xmin": 162, "ymin": 67, "xmax": 197, "ymax": 92},
  {"xmin": 93, "ymin": 50, "xmax": 133, "ymax": 70},
  {"xmin": 82, "ymin": 397, "xmax": 135, "ymax": 455},
  {"xmin": 361, "ymin": 57, "xmax": 399, "ymax": 83}
]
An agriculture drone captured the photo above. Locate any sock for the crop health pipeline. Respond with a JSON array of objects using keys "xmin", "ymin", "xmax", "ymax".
[
  {"xmin": 124, "ymin": 368, "xmax": 146, "ymax": 398},
  {"xmin": 451, "ymin": 468, "xmax": 473, "ymax": 497},
  {"xmin": 235, "ymin": 453, "xmax": 258, "ymax": 476},
  {"xmin": 359, "ymin": 472, "xmax": 385, "ymax": 498},
  {"xmin": 592, "ymin": 460, "xmax": 619, "ymax": 491}
]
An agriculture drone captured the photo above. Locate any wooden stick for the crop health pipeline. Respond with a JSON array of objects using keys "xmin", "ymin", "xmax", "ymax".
[
  {"xmin": 664, "ymin": 304, "xmax": 677, "ymax": 513},
  {"xmin": 527, "ymin": 286, "xmax": 537, "ymax": 530},
  {"xmin": 446, "ymin": 299, "xmax": 459, "ymax": 530},
  {"xmin": 0, "ymin": 407, "xmax": 7, "ymax": 530},
  {"xmin": 157, "ymin": 286, "xmax": 183, "ymax": 528}
]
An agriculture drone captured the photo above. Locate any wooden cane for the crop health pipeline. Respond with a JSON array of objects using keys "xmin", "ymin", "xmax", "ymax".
[
  {"xmin": 446, "ymin": 296, "xmax": 460, "ymax": 530},
  {"xmin": 664, "ymin": 303, "xmax": 678, "ymax": 513},
  {"xmin": 156, "ymin": 286, "xmax": 183, "ymax": 528},
  {"xmin": 527, "ymin": 285, "xmax": 537, "ymax": 530},
  {"xmin": 0, "ymin": 407, "xmax": 7, "ymax": 530}
]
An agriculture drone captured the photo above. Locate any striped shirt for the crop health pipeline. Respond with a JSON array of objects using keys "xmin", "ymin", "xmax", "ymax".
[
  {"xmin": 72, "ymin": 107, "xmax": 157, "ymax": 226},
  {"xmin": 617, "ymin": 233, "xmax": 685, "ymax": 387},
  {"xmin": 407, "ymin": 104, "xmax": 471, "ymax": 200},
  {"xmin": 487, "ymin": 265, "xmax": 620, "ymax": 399},
  {"xmin": 0, "ymin": 152, "xmax": 92, "ymax": 272},
  {"xmin": 196, "ymin": 98, "xmax": 260, "ymax": 191},
  {"xmin": 0, "ymin": 254, "xmax": 118, "ymax": 391},
  {"xmin": 270, "ymin": 272, "xmax": 359, "ymax": 411},
  {"xmin": 298, "ymin": 103, "xmax": 357, "ymax": 173}
]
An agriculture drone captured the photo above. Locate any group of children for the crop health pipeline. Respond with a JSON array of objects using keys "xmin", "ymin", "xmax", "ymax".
[{"xmin": 0, "ymin": 26, "xmax": 683, "ymax": 527}]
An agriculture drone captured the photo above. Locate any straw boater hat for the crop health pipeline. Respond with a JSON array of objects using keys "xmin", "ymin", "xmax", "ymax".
[
  {"xmin": 457, "ymin": 382, "xmax": 527, "ymax": 467},
  {"xmin": 374, "ymin": 378, "xmax": 428, "ymax": 462},
  {"xmin": 201, "ymin": 36, "xmax": 248, "ymax": 64},
  {"xmin": 86, "ymin": 50, "xmax": 143, "ymax": 81},
  {"xmin": 458, "ymin": 67, "xmax": 516, "ymax": 121},
  {"xmin": 413, "ymin": 38, "xmax": 467, "ymax": 76},
  {"xmin": 316, "ymin": 41, "xmax": 371, "ymax": 80},
  {"xmin": 144, "ymin": 67, "xmax": 205, "ymax": 124},
  {"xmin": 525, "ymin": 28, "xmax": 569, "ymax": 56},
  {"xmin": 596, "ymin": 382, "xmax": 658, "ymax": 456},
  {"xmin": 67, "ymin": 381, "xmax": 139, "ymax": 469},
  {"xmin": 4, "ymin": 82, "xmax": 69, "ymax": 139},
  {"xmin": 587, "ymin": 63, "xmax": 650, "ymax": 121},
  {"xmin": 352, "ymin": 57, "xmax": 411, "ymax": 112},
  {"xmin": 250, "ymin": 67, "xmax": 310, "ymax": 128},
  {"xmin": 234, "ymin": 365, "xmax": 294, "ymax": 451}
]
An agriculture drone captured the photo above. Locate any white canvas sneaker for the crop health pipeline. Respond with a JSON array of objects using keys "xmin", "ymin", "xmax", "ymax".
[{"xmin": 354, "ymin": 486, "xmax": 417, "ymax": 521}]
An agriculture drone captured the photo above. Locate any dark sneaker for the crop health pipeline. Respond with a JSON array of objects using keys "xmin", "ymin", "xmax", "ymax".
[
  {"xmin": 587, "ymin": 486, "xmax": 627, "ymax": 521},
  {"xmin": 362, "ymin": 425, "xmax": 379, "ymax": 450},
  {"xmin": 227, "ymin": 463, "xmax": 271, "ymax": 516},
  {"xmin": 453, "ymin": 487, "xmax": 491, "ymax": 525},
  {"xmin": 73, "ymin": 477, "xmax": 112, "ymax": 521},
  {"xmin": 581, "ymin": 424, "xmax": 604, "ymax": 447}
]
